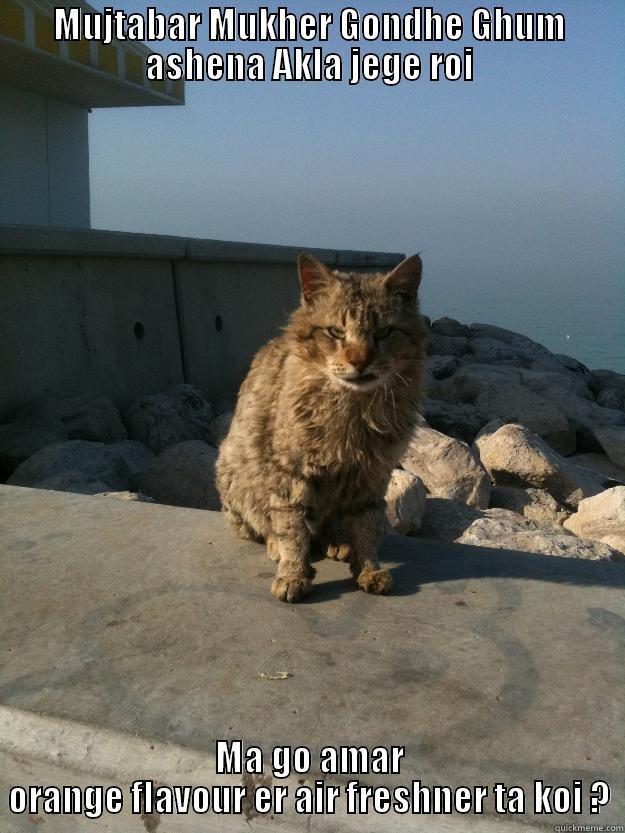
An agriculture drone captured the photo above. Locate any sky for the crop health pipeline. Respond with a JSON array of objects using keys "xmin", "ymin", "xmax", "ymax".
[{"xmin": 88, "ymin": 1, "xmax": 625, "ymax": 370}]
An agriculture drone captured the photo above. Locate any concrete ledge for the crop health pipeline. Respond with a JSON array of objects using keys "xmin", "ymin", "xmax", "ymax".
[
  {"xmin": 0, "ymin": 224, "xmax": 189, "ymax": 259},
  {"xmin": 0, "ymin": 224, "xmax": 404, "ymax": 267},
  {"xmin": 1, "ymin": 485, "xmax": 623, "ymax": 831}
]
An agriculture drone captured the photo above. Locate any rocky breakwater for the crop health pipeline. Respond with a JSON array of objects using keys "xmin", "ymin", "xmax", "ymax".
[{"xmin": 2, "ymin": 318, "xmax": 624, "ymax": 563}]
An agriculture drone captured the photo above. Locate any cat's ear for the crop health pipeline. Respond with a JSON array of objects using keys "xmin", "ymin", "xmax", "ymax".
[
  {"xmin": 384, "ymin": 254, "xmax": 422, "ymax": 302},
  {"xmin": 298, "ymin": 252, "xmax": 335, "ymax": 305}
]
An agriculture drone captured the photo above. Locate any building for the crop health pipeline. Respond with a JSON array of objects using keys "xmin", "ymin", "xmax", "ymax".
[{"xmin": 0, "ymin": 0, "xmax": 183, "ymax": 228}]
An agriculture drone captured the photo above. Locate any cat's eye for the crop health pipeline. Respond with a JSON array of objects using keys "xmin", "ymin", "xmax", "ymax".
[
  {"xmin": 376, "ymin": 327, "xmax": 394, "ymax": 340},
  {"xmin": 327, "ymin": 326, "xmax": 345, "ymax": 340}
]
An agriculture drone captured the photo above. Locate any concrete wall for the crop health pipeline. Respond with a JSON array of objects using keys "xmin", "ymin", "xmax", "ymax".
[
  {"xmin": 0, "ymin": 85, "xmax": 90, "ymax": 227},
  {"xmin": 0, "ymin": 225, "xmax": 403, "ymax": 419}
]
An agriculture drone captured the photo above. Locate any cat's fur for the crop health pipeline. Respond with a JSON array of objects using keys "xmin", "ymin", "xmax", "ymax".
[{"xmin": 216, "ymin": 252, "xmax": 426, "ymax": 602}]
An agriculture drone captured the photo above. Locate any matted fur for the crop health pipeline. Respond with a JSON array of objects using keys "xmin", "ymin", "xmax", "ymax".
[{"xmin": 216, "ymin": 252, "xmax": 427, "ymax": 602}]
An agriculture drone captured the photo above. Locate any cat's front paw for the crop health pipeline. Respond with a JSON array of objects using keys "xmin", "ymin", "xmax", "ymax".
[
  {"xmin": 356, "ymin": 568, "xmax": 393, "ymax": 595},
  {"xmin": 271, "ymin": 575, "xmax": 312, "ymax": 603}
]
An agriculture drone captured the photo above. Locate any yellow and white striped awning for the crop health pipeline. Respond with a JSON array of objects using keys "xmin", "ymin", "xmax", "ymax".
[{"xmin": 0, "ymin": 0, "xmax": 184, "ymax": 107}]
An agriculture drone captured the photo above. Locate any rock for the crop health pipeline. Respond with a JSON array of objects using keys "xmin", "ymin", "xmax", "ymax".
[
  {"xmin": 553, "ymin": 354, "xmax": 590, "ymax": 375},
  {"xmin": 426, "ymin": 334, "xmax": 470, "ymax": 357},
  {"xmin": 468, "ymin": 337, "xmax": 529, "ymax": 366},
  {"xmin": 457, "ymin": 512, "xmax": 619, "ymax": 561},
  {"xmin": 422, "ymin": 399, "xmax": 489, "ymax": 444},
  {"xmin": 429, "ymin": 364, "xmax": 521, "ymax": 399},
  {"xmin": 401, "ymin": 424, "xmax": 491, "ymax": 508},
  {"xmin": 108, "ymin": 440, "xmax": 156, "ymax": 490},
  {"xmin": 430, "ymin": 317, "xmax": 471, "ymax": 338},
  {"xmin": 7, "ymin": 440, "xmax": 154, "ymax": 493},
  {"xmin": 417, "ymin": 497, "xmax": 482, "ymax": 541},
  {"xmin": 208, "ymin": 411, "xmax": 233, "ymax": 447},
  {"xmin": 139, "ymin": 440, "xmax": 220, "ymax": 510},
  {"xmin": 432, "ymin": 365, "xmax": 575, "ymax": 454},
  {"xmin": 475, "ymin": 382, "xmax": 574, "ymax": 455},
  {"xmin": 416, "ymin": 496, "xmax": 619, "ymax": 561},
  {"xmin": 564, "ymin": 487, "xmax": 625, "ymax": 555},
  {"xmin": 8, "ymin": 442, "xmax": 125, "ymax": 490},
  {"xmin": 124, "ymin": 384, "xmax": 215, "ymax": 454},
  {"xmin": 15, "ymin": 394, "xmax": 126, "ymax": 443},
  {"xmin": 569, "ymin": 453, "xmax": 625, "ymax": 484},
  {"xmin": 468, "ymin": 323, "xmax": 560, "ymax": 370},
  {"xmin": 426, "ymin": 355, "xmax": 460, "ymax": 381},
  {"xmin": 597, "ymin": 388, "xmax": 625, "ymax": 411},
  {"xmin": 215, "ymin": 397, "xmax": 236, "ymax": 415},
  {"xmin": 589, "ymin": 369, "xmax": 625, "ymax": 397},
  {"xmin": 32, "ymin": 472, "xmax": 112, "ymax": 495},
  {"xmin": 0, "ymin": 418, "xmax": 68, "ymax": 479},
  {"xmin": 532, "ymin": 386, "xmax": 625, "ymax": 451},
  {"xmin": 95, "ymin": 491, "xmax": 154, "ymax": 502},
  {"xmin": 385, "ymin": 469, "xmax": 426, "ymax": 534},
  {"xmin": 518, "ymin": 368, "xmax": 594, "ymax": 401},
  {"xmin": 490, "ymin": 485, "xmax": 569, "ymax": 525},
  {"xmin": 594, "ymin": 427, "xmax": 625, "ymax": 469},
  {"xmin": 474, "ymin": 421, "xmax": 609, "ymax": 508}
]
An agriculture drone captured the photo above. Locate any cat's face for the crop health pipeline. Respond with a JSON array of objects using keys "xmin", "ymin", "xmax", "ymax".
[{"xmin": 290, "ymin": 253, "xmax": 425, "ymax": 392}]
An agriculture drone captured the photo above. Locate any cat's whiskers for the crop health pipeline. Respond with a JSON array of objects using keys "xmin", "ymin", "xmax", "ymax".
[
  {"xmin": 387, "ymin": 383, "xmax": 399, "ymax": 428},
  {"xmin": 393, "ymin": 371, "xmax": 411, "ymax": 388}
]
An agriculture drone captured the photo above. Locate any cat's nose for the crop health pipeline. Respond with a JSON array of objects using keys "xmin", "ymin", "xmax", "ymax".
[{"xmin": 345, "ymin": 346, "xmax": 371, "ymax": 373}]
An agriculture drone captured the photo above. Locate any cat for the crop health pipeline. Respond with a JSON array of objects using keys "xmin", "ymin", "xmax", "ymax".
[{"xmin": 216, "ymin": 252, "xmax": 426, "ymax": 602}]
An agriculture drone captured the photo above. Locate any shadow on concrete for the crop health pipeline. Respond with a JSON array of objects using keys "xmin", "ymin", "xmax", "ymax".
[
  {"xmin": 306, "ymin": 535, "xmax": 625, "ymax": 604},
  {"xmin": 387, "ymin": 536, "xmax": 625, "ymax": 596}
]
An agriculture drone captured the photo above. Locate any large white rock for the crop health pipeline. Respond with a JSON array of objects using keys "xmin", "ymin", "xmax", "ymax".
[
  {"xmin": 124, "ymin": 384, "xmax": 215, "ymax": 453},
  {"xmin": 564, "ymin": 487, "xmax": 625, "ymax": 555},
  {"xmin": 457, "ymin": 513, "xmax": 619, "ymax": 561},
  {"xmin": 385, "ymin": 469, "xmax": 426, "ymax": 534},
  {"xmin": 139, "ymin": 440, "xmax": 220, "ymax": 510},
  {"xmin": 416, "ymin": 497, "xmax": 620, "ymax": 561},
  {"xmin": 15, "ymin": 394, "xmax": 127, "ymax": 443},
  {"xmin": 401, "ymin": 423, "xmax": 491, "ymax": 508},
  {"xmin": 474, "ymin": 422, "xmax": 608, "ymax": 508}
]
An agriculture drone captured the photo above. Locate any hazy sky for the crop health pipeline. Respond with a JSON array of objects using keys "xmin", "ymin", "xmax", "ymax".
[{"xmin": 89, "ymin": 1, "xmax": 625, "ymax": 368}]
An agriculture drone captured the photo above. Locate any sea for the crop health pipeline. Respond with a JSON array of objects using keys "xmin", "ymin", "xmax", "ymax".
[{"xmin": 421, "ymin": 277, "xmax": 625, "ymax": 376}]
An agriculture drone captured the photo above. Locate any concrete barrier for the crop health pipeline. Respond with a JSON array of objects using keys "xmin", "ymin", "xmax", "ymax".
[
  {"xmin": 0, "ymin": 224, "xmax": 403, "ymax": 419},
  {"xmin": 1, "ymin": 485, "xmax": 624, "ymax": 832}
]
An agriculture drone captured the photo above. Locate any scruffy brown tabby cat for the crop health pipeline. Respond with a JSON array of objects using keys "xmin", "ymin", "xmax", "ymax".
[{"xmin": 216, "ymin": 252, "xmax": 426, "ymax": 603}]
